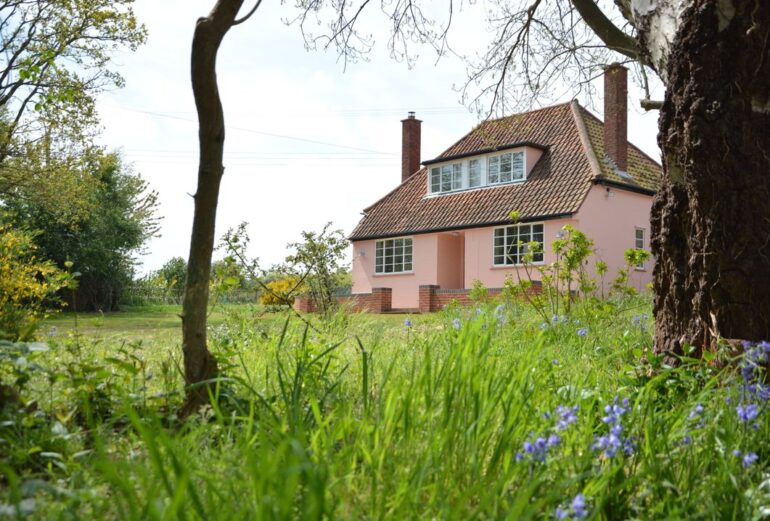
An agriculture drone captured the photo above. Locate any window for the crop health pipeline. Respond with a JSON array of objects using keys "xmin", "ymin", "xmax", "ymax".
[
  {"xmin": 635, "ymin": 228, "xmax": 645, "ymax": 268},
  {"xmin": 469, "ymin": 159, "xmax": 482, "ymax": 188},
  {"xmin": 375, "ymin": 237, "xmax": 413, "ymax": 274},
  {"xmin": 430, "ymin": 163, "xmax": 462, "ymax": 193},
  {"xmin": 488, "ymin": 151, "xmax": 524, "ymax": 184},
  {"xmin": 494, "ymin": 223, "xmax": 544, "ymax": 265}
]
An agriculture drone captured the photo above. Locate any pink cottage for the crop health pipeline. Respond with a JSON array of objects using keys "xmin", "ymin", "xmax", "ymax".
[{"xmin": 341, "ymin": 65, "xmax": 660, "ymax": 313}]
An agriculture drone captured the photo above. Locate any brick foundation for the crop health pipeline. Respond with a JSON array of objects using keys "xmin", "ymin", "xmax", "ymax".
[
  {"xmin": 294, "ymin": 287, "xmax": 392, "ymax": 313},
  {"xmin": 295, "ymin": 283, "xmax": 541, "ymax": 314}
]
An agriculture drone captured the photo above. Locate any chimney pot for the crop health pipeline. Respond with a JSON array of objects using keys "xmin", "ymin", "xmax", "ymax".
[
  {"xmin": 603, "ymin": 63, "xmax": 628, "ymax": 172},
  {"xmin": 401, "ymin": 112, "xmax": 422, "ymax": 183}
]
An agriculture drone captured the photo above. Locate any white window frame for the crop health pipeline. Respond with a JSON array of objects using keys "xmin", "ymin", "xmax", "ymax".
[
  {"xmin": 634, "ymin": 228, "xmax": 646, "ymax": 270},
  {"xmin": 375, "ymin": 236, "xmax": 414, "ymax": 274},
  {"xmin": 492, "ymin": 223, "xmax": 545, "ymax": 266},
  {"xmin": 488, "ymin": 151, "xmax": 525, "ymax": 185},
  {"xmin": 429, "ymin": 162, "xmax": 463, "ymax": 194},
  {"xmin": 425, "ymin": 147, "xmax": 530, "ymax": 196}
]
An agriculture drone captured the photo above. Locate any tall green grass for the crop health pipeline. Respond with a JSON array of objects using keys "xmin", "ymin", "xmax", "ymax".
[{"xmin": 2, "ymin": 298, "xmax": 769, "ymax": 519}]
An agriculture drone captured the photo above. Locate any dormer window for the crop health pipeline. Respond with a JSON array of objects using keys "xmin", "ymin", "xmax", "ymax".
[
  {"xmin": 488, "ymin": 151, "xmax": 524, "ymax": 184},
  {"xmin": 425, "ymin": 145, "xmax": 540, "ymax": 196}
]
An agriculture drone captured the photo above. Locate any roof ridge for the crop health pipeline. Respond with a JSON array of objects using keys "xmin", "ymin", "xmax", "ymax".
[
  {"xmin": 479, "ymin": 100, "xmax": 574, "ymax": 125},
  {"xmin": 569, "ymin": 100, "xmax": 603, "ymax": 181},
  {"xmin": 432, "ymin": 102, "xmax": 573, "ymax": 162}
]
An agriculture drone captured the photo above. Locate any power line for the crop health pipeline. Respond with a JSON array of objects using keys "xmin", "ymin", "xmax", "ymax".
[{"xmin": 103, "ymin": 104, "xmax": 398, "ymax": 156}]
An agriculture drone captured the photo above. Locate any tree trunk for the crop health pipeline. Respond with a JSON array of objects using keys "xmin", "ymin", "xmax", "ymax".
[
  {"xmin": 652, "ymin": 0, "xmax": 770, "ymax": 360},
  {"xmin": 181, "ymin": 0, "xmax": 245, "ymax": 416}
]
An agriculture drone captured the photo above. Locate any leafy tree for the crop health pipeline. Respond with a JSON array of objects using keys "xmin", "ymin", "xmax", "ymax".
[
  {"xmin": 6, "ymin": 152, "xmax": 159, "ymax": 311},
  {"xmin": 156, "ymin": 256, "xmax": 188, "ymax": 299},
  {"xmin": 284, "ymin": 223, "xmax": 349, "ymax": 316},
  {"xmin": 0, "ymin": 0, "xmax": 146, "ymax": 163},
  {"xmin": 0, "ymin": 1, "xmax": 146, "ymax": 236}
]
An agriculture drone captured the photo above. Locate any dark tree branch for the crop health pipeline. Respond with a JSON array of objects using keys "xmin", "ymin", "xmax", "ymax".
[
  {"xmin": 232, "ymin": 0, "xmax": 263, "ymax": 26},
  {"xmin": 569, "ymin": 0, "xmax": 639, "ymax": 60}
]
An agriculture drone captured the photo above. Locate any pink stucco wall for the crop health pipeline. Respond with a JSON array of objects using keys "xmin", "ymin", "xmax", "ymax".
[
  {"xmin": 436, "ymin": 233, "xmax": 464, "ymax": 289},
  {"xmin": 351, "ymin": 185, "xmax": 653, "ymax": 309},
  {"xmin": 351, "ymin": 234, "xmax": 437, "ymax": 309},
  {"xmin": 462, "ymin": 220, "xmax": 574, "ymax": 288},
  {"xmin": 573, "ymin": 185, "xmax": 653, "ymax": 293}
]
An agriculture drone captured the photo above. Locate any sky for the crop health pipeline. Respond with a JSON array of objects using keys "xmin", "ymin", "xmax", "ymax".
[{"xmin": 95, "ymin": 0, "xmax": 664, "ymax": 275}]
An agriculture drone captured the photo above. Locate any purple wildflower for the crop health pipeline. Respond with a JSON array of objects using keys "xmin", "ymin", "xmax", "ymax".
[
  {"xmin": 404, "ymin": 317, "xmax": 412, "ymax": 328},
  {"xmin": 737, "ymin": 403, "xmax": 759, "ymax": 422},
  {"xmin": 571, "ymin": 493, "xmax": 588, "ymax": 519},
  {"xmin": 742, "ymin": 452, "xmax": 759, "ymax": 468},
  {"xmin": 452, "ymin": 318, "xmax": 461, "ymax": 331},
  {"xmin": 555, "ymin": 405, "xmax": 579, "ymax": 431},
  {"xmin": 555, "ymin": 506, "xmax": 569, "ymax": 520},
  {"xmin": 576, "ymin": 327, "xmax": 588, "ymax": 337}
]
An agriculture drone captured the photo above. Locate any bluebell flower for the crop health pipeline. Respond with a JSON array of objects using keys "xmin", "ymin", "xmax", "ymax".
[
  {"xmin": 682, "ymin": 436, "xmax": 692, "ymax": 445},
  {"xmin": 404, "ymin": 317, "xmax": 412, "ymax": 328},
  {"xmin": 555, "ymin": 506, "xmax": 569, "ymax": 520},
  {"xmin": 760, "ymin": 340, "xmax": 770, "ymax": 353},
  {"xmin": 742, "ymin": 452, "xmax": 758, "ymax": 468},
  {"xmin": 452, "ymin": 318, "xmax": 461, "ymax": 331},
  {"xmin": 555, "ymin": 405, "xmax": 579, "ymax": 431},
  {"xmin": 552, "ymin": 314, "xmax": 559, "ymax": 323},
  {"xmin": 571, "ymin": 493, "xmax": 588, "ymax": 519},
  {"xmin": 688, "ymin": 404, "xmax": 704, "ymax": 420},
  {"xmin": 737, "ymin": 403, "xmax": 759, "ymax": 422},
  {"xmin": 476, "ymin": 307, "xmax": 483, "ymax": 316},
  {"xmin": 540, "ymin": 323, "xmax": 549, "ymax": 330},
  {"xmin": 594, "ymin": 396, "xmax": 633, "ymax": 458},
  {"xmin": 552, "ymin": 359, "xmax": 559, "ymax": 365},
  {"xmin": 547, "ymin": 434, "xmax": 561, "ymax": 447},
  {"xmin": 576, "ymin": 327, "xmax": 588, "ymax": 337}
]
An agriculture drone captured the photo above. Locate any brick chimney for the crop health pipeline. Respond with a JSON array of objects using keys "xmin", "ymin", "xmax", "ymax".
[
  {"xmin": 603, "ymin": 63, "xmax": 628, "ymax": 171},
  {"xmin": 401, "ymin": 112, "xmax": 421, "ymax": 182}
]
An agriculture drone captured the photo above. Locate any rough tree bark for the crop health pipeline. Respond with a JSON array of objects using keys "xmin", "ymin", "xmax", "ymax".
[
  {"xmin": 648, "ymin": 0, "xmax": 770, "ymax": 359},
  {"xmin": 181, "ymin": 0, "xmax": 247, "ymax": 415}
]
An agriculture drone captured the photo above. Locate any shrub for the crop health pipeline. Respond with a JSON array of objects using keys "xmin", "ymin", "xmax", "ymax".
[{"xmin": 0, "ymin": 222, "xmax": 72, "ymax": 340}]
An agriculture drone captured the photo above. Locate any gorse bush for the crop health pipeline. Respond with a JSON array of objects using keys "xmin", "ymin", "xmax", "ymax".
[
  {"xmin": 0, "ymin": 221, "xmax": 73, "ymax": 341},
  {"xmin": 261, "ymin": 276, "xmax": 302, "ymax": 306},
  {"xmin": 2, "ymin": 299, "xmax": 770, "ymax": 518}
]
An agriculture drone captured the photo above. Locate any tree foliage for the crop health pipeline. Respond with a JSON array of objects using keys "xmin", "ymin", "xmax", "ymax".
[
  {"xmin": 6, "ymin": 152, "xmax": 159, "ymax": 311},
  {"xmin": 284, "ymin": 223, "xmax": 349, "ymax": 316},
  {"xmin": 0, "ymin": 0, "xmax": 147, "ymax": 220}
]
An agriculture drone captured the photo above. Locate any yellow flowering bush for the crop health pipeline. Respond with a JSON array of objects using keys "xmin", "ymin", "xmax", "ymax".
[
  {"xmin": 261, "ymin": 276, "xmax": 302, "ymax": 306},
  {"xmin": 0, "ymin": 222, "xmax": 73, "ymax": 340}
]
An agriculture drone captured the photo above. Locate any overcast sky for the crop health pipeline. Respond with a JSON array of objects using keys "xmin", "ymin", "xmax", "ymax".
[{"xmin": 95, "ymin": 0, "xmax": 663, "ymax": 275}]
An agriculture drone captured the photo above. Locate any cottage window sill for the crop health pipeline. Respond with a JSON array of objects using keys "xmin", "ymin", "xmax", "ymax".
[{"xmin": 373, "ymin": 271, "xmax": 414, "ymax": 277}]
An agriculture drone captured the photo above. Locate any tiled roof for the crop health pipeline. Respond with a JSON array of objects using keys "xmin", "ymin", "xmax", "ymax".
[{"xmin": 349, "ymin": 101, "xmax": 662, "ymax": 241}]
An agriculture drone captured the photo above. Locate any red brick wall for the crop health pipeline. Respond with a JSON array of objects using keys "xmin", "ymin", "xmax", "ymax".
[{"xmin": 294, "ymin": 287, "xmax": 392, "ymax": 313}]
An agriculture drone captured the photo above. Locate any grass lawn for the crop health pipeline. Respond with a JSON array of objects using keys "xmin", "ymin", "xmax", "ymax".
[{"xmin": 3, "ymin": 297, "xmax": 769, "ymax": 519}]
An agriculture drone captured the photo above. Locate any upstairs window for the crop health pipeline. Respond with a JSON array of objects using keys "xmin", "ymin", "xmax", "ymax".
[
  {"xmin": 488, "ymin": 151, "xmax": 524, "ymax": 184},
  {"xmin": 493, "ymin": 223, "xmax": 544, "ymax": 265},
  {"xmin": 430, "ymin": 163, "xmax": 462, "ymax": 193},
  {"xmin": 468, "ymin": 159, "xmax": 482, "ymax": 188},
  {"xmin": 375, "ymin": 237, "xmax": 413, "ymax": 274},
  {"xmin": 635, "ymin": 228, "xmax": 645, "ymax": 269}
]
